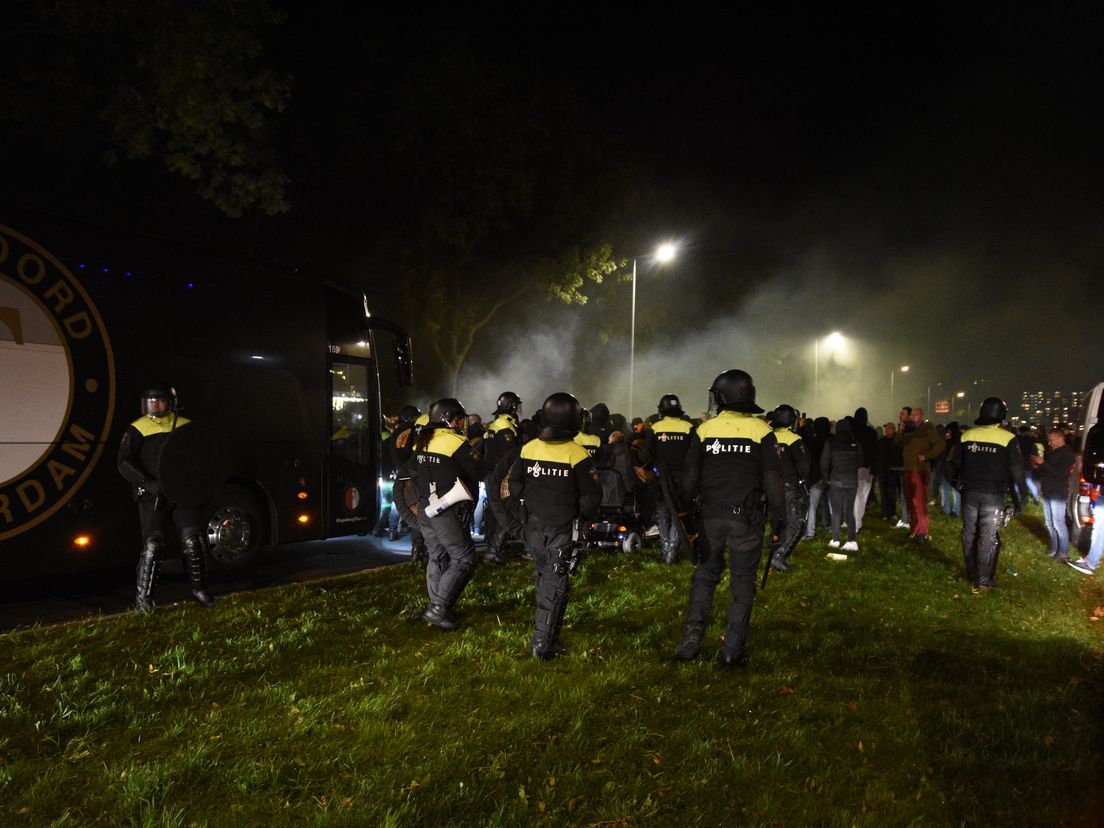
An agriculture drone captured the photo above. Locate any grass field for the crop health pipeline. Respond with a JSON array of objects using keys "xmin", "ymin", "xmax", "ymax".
[{"xmin": 1, "ymin": 503, "xmax": 1102, "ymax": 826}]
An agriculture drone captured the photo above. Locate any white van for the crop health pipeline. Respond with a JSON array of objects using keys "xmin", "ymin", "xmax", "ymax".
[{"xmin": 1070, "ymin": 382, "xmax": 1104, "ymax": 548}]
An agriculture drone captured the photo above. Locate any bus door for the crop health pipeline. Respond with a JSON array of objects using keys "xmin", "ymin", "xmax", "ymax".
[{"xmin": 327, "ymin": 356, "xmax": 378, "ymax": 536}]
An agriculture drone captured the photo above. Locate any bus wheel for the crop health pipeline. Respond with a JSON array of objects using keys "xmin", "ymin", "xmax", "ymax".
[{"xmin": 205, "ymin": 486, "xmax": 266, "ymax": 574}]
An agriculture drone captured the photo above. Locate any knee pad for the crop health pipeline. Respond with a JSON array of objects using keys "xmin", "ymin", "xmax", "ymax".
[
  {"xmin": 181, "ymin": 530, "xmax": 205, "ymax": 557},
  {"xmin": 142, "ymin": 534, "xmax": 164, "ymax": 559}
]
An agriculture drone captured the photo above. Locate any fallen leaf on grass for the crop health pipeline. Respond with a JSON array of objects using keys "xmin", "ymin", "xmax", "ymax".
[
  {"xmin": 777, "ymin": 685, "xmax": 795, "ymax": 695},
  {"xmin": 847, "ymin": 702, "xmax": 858, "ymax": 712},
  {"xmin": 1044, "ymin": 736, "xmax": 1055, "ymax": 748},
  {"xmin": 1092, "ymin": 606, "xmax": 1104, "ymax": 618}
]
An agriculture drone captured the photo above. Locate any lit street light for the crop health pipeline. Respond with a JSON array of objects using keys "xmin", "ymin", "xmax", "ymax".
[
  {"xmin": 814, "ymin": 331, "xmax": 844, "ymax": 413},
  {"xmin": 891, "ymin": 365, "xmax": 909, "ymax": 414},
  {"xmin": 628, "ymin": 242, "xmax": 678, "ymax": 419}
]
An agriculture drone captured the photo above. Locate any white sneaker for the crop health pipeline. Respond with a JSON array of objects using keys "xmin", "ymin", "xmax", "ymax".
[
  {"xmin": 895, "ymin": 520, "xmax": 910, "ymax": 529},
  {"xmin": 828, "ymin": 540, "xmax": 841, "ymax": 548},
  {"xmin": 842, "ymin": 541, "xmax": 858, "ymax": 552},
  {"xmin": 1068, "ymin": 559, "xmax": 1097, "ymax": 575}
]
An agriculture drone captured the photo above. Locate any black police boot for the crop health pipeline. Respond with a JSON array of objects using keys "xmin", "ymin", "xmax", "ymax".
[
  {"xmin": 718, "ymin": 649, "xmax": 750, "ymax": 670},
  {"xmin": 531, "ymin": 609, "xmax": 563, "ymax": 660},
  {"xmin": 674, "ymin": 624, "xmax": 705, "ymax": 661},
  {"xmin": 411, "ymin": 543, "xmax": 428, "ymax": 565},
  {"xmin": 134, "ymin": 539, "xmax": 161, "ymax": 612},
  {"xmin": 662, "ymin": 542, "xmax": 679, "ymax": 565},
  {"xmin": 182, "ymin": 533, "xmax": 215, "ymax": 607},
  {"xmin": 484, "ymin": 545, "xmax": 506, "ymax": 566},
  {"xmin": 421, "ymin": 602, "xmax": 458, "ymax": 630},
  {"xmin": 770, "ymin": 554, "xmax": 792, "ymax": 572}
]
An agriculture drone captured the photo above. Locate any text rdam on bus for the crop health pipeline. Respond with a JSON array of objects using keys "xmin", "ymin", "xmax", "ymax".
[{"xmin": 0, "ymin": 214, "xmax": 413, "ymax": 583}]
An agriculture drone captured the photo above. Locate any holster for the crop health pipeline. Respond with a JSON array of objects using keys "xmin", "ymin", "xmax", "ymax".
[
  {"xmin": 553, "ymin": 543, "xmax": 584, "ymax": 577},
  {"xmin": 736, "ymin": 488, "xmax": 767, "ymax": 528}
]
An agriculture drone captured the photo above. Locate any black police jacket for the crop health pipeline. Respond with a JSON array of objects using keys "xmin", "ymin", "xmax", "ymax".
[
  {"xmin": 772, "ymin": 427, "xmax": 810, "ymax": 486},
  {"xmin": 644, "ymin": 416, "xmax": 693, "ymax": 479},
  {"xmin": 413, "ymin": 426, "xmax": 487, "ymax": 507},
  {"xmin": 508, "ymin": 438, "xmax": 601, "ymax": 526},
  {"xmin": 948, "ymin": 424, "xmax": 1026, "ymax": 496},
  {"xmin": 117, "ymin": 413, "xmax": 190, "ymax": 501},
  {"xmin": 483, "ymin": 414, "xmax": 519, "ymax": 472},
  {"xmin": 682, "ymin": 411, "xmax": 784, "ymax": 520}
]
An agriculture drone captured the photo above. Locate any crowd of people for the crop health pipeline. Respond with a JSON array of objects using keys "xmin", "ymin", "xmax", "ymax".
[
  {"xmin": 117, "ymin": 372, "xmax": 1090, "ymax": 668},
  {"xmin": 370, "ymin": 371, "xmax": 1088, "ymax": 666}
]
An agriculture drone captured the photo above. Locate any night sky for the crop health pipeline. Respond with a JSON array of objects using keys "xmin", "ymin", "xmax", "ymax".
[{"xmin": 6, "ymin": 7, "xmax": 1103, "ymax": 423}]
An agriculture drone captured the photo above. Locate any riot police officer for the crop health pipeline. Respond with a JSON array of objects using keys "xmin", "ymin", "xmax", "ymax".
[
  {"xmin": 413, "ymin": 398, "xmax": 487, "ymax": 629},
  {"xmin": 643, "ymin": 394, "xmax": 693, "ymax": 564},
  {"xmin": 768, "ymin": 403, "xmax": 811, "ymax": 572},
  {"xmin": 116, "ymin": 382, "xmax": 214, "ymax": 611},
  {"xmin": 946, "ymin": 397, "xmax": 1026, "ymax": 592},
  {"xmin": 482, "ymin": 392, "xmax": 522, "ymax": 564},
  {"xmin": 675, "ymin": 370, "xmax": 784, "ymax": 669},
  {"xmin": 573, "ymin": 409, "xmax": 601, "ymax": 458},
  {"xmin": 507, "ymin": 393, "xmax": 601, "ymax": 659}
]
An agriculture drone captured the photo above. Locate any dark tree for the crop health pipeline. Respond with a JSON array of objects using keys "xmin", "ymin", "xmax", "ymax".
[{"xmin": 0, "ymin": 0, "xmax": 290, "ymax": 217}]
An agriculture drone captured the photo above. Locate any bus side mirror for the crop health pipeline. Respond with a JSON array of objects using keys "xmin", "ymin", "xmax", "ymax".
[{"xmin": 393, "ymin": 336, "xmax": 413, "ymax": 387}]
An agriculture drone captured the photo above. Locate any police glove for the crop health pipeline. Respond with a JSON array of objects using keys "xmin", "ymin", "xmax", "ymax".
[{"xmin": 142, "ymin": 478, "xmax": 163, "ymax": 497}]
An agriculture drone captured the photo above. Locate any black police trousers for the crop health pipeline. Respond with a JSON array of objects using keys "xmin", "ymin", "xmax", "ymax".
[
  {"xmin": 524, "ymin": 516, "xmax": 574, "ymax": 648},
  {"xmin": 683, "ymin": 513, "xmax": 764, "ymax": 658},
  {"xmin": 138, "ymin": 500, "xmax": 203, "ymax": 544},
  {"xmin": 418, "ymin": 505, "xmax": 476, "ymax": 608},
  {"xmin": 961, "ymin": 490, "xmax": 1005, "ymax": 587},
  {"xmin": 770, "ymin": 482, "xmax": 809, "ymax": 562}
]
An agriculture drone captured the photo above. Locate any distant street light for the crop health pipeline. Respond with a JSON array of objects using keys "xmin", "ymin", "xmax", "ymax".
[
  {"xmin": 629, "ymin": 242, "xmax": 678, "ymax": 419},
  {"xmin": 956, "ymin": 390, "xmax": 968, "ymax": 419},
  {"xmin": 891, "ymin": 365, "xmax": 909, "ymax": 415},
  {"xmin": 814, "ymin": 331, "xmax": 844, "ymax": 412}
]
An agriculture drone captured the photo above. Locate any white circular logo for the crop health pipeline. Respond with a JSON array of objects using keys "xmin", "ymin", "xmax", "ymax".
[{"xmin": 0, "ymin": 226, "xmax": 115, "ymax": 540}]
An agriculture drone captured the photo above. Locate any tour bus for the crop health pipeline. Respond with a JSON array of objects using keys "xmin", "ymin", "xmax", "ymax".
[{"xmin": 0, "ymin": 212, "xmax": 412, "ymax": 587}]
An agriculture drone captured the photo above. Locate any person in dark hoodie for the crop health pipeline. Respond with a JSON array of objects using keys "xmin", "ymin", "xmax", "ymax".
[
  {"xmin": 804, "ymin": 416, "xmax": 833, "ymax": 538},
  {"xmin": 588, "ymin": 402, "xmax": 614, "ymax": 446},
  {"xmin": 821, "ymin": 416, "xmax": 864, "ymax": 551},
  {"xmin": 851, "ymin": 407, "xmax": 879, "ymax": 534},
  {"xmin": 1034, "ymin": 428, "xmax": 1076, "ymax": 562},
  {"xmin": 876, "ymin": 422, "xmax": 903, "ymax": 521},
  {"xmin": 938, "ymin": 422, "xmax": 962, "ymax": 517}
]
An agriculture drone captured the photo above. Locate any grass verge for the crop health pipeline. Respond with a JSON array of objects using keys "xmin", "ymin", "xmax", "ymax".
[{"xmin": 1, "ymin": 504, "xmax": 1102, "ymax": 825}]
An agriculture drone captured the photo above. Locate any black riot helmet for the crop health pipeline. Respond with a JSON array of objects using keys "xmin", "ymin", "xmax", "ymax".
[
  {"xmin": 539, "ymin": 392, "xmax": 584, "ymax": 439},
  {"xmin": 495, "ymin": 391, "xmax": 523, "ymax": 417},
  {"xmin": 428, "ymin": 397, "xmax": 467, "ymax": 429},
  {"xmin": 658, "ymin": 394, "xmax": 684, "ymax": 418},
  {"xmin": 580, "ymin": 407, "xmax": 593, "ymax": 430},
  {"xmin": 975, "ymin": 397, "xmax": 1008, "ymax": 426},
  {"xmin": 141, "ymin": 381, "xmax": 178, "ymax": 417},
  {"xmin": 772, "ymin": 403, "xmax": 798, "ymax": 429},
  {"xmin": 708, "ymin": 369, "xmax": 763, "ymax": 414},
  {"xmin": 397, "ymin": 405, "xmax": 421, "ymax": 426}
]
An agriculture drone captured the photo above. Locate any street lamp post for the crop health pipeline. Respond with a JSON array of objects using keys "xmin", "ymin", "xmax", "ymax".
[{"xmin": 628, "ymin": 242, "xmax": 677, "ymax": 419}]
